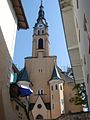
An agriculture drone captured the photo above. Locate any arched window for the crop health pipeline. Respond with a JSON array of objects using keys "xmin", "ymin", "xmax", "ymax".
[
  {"xmin": 38, "ymin": 30, "xmax": 40, "ymax": 35},
  {"xmin": 38, "ymin": 38, "xmax": 43, "ymax": 49},
  {"xmin": 38, "ymin": 90, "xmax": 40, "ymax": 95},
  {"xmin": 55, "ymin": 84, "xmax": 58, "ymax": 90},
  {"xmin": 36, "ymin": 114, "xmax": 43, "ymax": 119},
  {"xmin": 41, "ymin": 90, "xmax": 43, "ymax": 95},
  {"xmin": 42, "ymin": 30, "xmax": 44, "ymax": 34}
]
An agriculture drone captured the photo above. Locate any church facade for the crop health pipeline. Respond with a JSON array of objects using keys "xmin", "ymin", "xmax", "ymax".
[{"xmin": 17, "ymin": 1, "xmax": 82, "ymax": 120}]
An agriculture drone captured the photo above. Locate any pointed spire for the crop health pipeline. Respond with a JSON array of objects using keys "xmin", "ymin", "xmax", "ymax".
[
  {"xmin": 38, "ymin": 0, "xmax": 44, "ymax": 19},
  {"xmin": 51, "ymin": 65, "xmax": 62, "ymax": 80},
  {"xmin": 17, "ymin": 67, "xmax": 30, "ymax": 83},
  {"xmin": 34, "ymin": 0, "xmax": 48, "ymax": 28}
]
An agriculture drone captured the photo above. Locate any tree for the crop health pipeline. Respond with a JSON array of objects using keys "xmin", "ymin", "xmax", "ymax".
[{"xmin": 69, "ymin": 83, "xmax": 89, "ymax": 111}]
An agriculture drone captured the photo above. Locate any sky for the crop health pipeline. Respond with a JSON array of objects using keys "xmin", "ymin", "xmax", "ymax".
[{"xmin": 13, "ymin": 0, "xmax": 71, "ymax": 71}]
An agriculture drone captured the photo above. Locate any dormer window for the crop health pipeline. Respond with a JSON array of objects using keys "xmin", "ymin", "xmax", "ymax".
[{"xmin": 38, "ymin": 38, "xmax": 43, "ymax": 49}]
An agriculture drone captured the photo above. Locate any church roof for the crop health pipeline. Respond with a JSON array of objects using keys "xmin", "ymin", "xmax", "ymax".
[
  {"xmin": 50, "ymin": 65, "xmax": 62, "ymax": 80},
  {"xmin": 17, "ymin": 67, "xmax": 30, "ymax": 82},
  {"xmin": 29, "ymin": 96, "xmax": 51, "ymax": 111},
  {"xmin": 29, "ymin": 102, "xmax": 51, "ymax": 111}
]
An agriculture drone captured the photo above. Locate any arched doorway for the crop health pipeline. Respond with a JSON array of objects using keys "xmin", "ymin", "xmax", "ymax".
[{"xmin": 36, "ymin": 114, "xmax": 44, "ymax": 119}]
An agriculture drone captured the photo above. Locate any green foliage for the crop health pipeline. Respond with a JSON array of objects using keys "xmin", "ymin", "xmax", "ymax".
[{"xmin": 69, "ymin": 83, "xmax": 88, "ymax": 107}]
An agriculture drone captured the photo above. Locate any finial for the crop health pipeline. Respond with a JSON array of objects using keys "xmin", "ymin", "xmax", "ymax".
[{"xmin": 41, "ymin": 0, "xmax": 43, "ymax": 6}]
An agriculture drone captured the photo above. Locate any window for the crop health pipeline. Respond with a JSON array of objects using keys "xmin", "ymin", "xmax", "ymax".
[
  {"xmin": 52, "ymin": 104, "xmax": 54, "ymax": 109},
  {"xmin": 38, "ymin": 38, "xmax": 43, "ymax": 49},
  {"xmin": 37, "ymin": 104, "xmax": 42, "ymax": 109},
  {"xmin": 51, "ymin": 86, "xmax": 53, "ymax": 91},
  {"xmin": 87, "ymin": 74, "xmax": 89, "ymax": 83},
  {"xmin": 88, "ymin": 37, "xmax": 90, "ymax": 54},
  {"xmin": 52, "ymin": 95, "xmax": 54, "ymax": 99},
  {"xmin": 76, "ymin": 0, "xmax": 79, "ymax": 9},
  {"xmin": 84, "ymin": 56, "xmax": 86, "ymax": 64},
  {"xmin": 36, "ymin": 114, "xmax": 43, "ymax": 119},
  {"xmin": 18, "ymin": 113, "xmax": 23, "ymax": 119},
  {"xmin": 39, "ymin": 69, "xmax": 43, "ymax": 72},
  {"xmin": 42, "ymin": 30, "xmax": 44, "ymax": 34},
  {"xmin": 55, "ymin": 84, "xmax": 58, "ymax": 90},
  {"xmin": 41, "ymin": 90, "xmax": 43, "ymax": 95},
  {"xmin": 38, "ymin": 30, "xmax": 40, "ymax": 35},
  {"xmin": 79, "ymin": 30, "xmax": 80, "ymax": 42},
  {"xmin": 16, "ymin": 105, "xmax": 19, "ymax": 111},
  {"xmin": 37, "ymin": 90, "xmax": 44, "ymax": 95},
  {"xmin": 38, "ymin": 90, "xmax": 40, "ymax": 95},
  {"xmin": 84, "ymin": 14, "xmax": 87, "ymax": 31},
  {"xmin": 60, "ymin": 85, "xmax": 62, "ymax": 90}
]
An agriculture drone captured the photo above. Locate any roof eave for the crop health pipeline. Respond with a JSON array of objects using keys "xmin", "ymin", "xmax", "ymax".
[{"xmin": 11, "ymin": 0, "xmax": 29, "ymax": 30}]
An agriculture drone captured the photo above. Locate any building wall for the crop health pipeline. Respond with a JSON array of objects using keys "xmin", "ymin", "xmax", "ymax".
[
  {"xmin": 64, "ymin": 82, "xmax": 82, "ymax": 113},
  {"xmin": 0, "ymin": 29, "xmax": 17, "ymax": 120},
  {"xmin": 59, "ymin": 0, "xmax": 90, "ymax": 109},
  {"xmin": 25, "ymin": 56, "xmax": 57, "ymax": 103},
  {"xmin": 59, "ymin": 0, "xmax": 84, "ymax": 84},
  {"xmin": 25, "ymin": 57, "xmax": 82, "ymax": 119},
  {"xmin": 0, "ymin": 0, "xmax": 18, "ymax": 119},
  {"xmin": 0, "ymin": 28, "xmax": 12, "ymax": 83},
  {"xmin": 0, "ymin": 0, "xmax": 17, "ymax": 58},
  {"xmin": 11, "ymin": 100, "xmax": 29, "ymax": 120},
  {"xmin": 61, "ymin": 73, "xmax": 82, "ymax": 113},
  {"xmin": 32, "ymin": 96, "xmax": 50, "ymax": 119},
  {"xmin": 32, "ymin": 27, "xmax": 50, "ymax": 57},
  {"xmin": 72, "ymin": 0, "xmax": 90, "ymax": 109},
  {"xmin": 50, "ymin": 81, "xmax": 64, "ymax": 119}
]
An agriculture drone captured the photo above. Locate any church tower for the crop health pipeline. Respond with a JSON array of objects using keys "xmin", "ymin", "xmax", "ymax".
[
  {"xmin": 24, "ymin": 1, "xmax": 65, "ymax": 119},
  {"xmin": 32, "ymin": 0, "xmax": 50, "ymax": 58},
  {"xmin": 17, "ymin": 1, "xmax": 83, "ymax": 119}
]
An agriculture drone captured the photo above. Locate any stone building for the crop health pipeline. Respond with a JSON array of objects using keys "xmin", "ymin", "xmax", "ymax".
[
  {"xmin": 0, "ymin": 0, "xmax": 28, "ymax": 119},
  {"xmin": 17, "ymin": 1, "xmax": 82, "ymax": 119},
  {"xmin": 59, "ymin": 0, "xmax": 90, "ymax": 109}
]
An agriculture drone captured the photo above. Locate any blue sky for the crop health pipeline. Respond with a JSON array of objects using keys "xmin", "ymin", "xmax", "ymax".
[{"xmin": 13, "ymin": 0, "xmax": 71, "ymax": 71}]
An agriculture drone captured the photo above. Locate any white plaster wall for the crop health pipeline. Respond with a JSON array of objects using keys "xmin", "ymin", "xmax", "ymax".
[
  {"xmin": 60, "ymin": 1, "xmax": 84, "ymax": 84},
  {"xmin": 0, "ymin": 0, "xmax": 17, "ymax": 59},
  {"xmin": 72, "ymin": 0, "xmax": 90, "ymax": 108}
]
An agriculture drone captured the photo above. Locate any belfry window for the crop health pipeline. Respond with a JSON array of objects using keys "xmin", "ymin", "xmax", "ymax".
[
  {"xmin": 55, "ymin": 84, "xmax": 58, "ymax": 90},
  {"xmin": 38, "ymin": 38, "xmax": 43, "ymax": 49},
  {"xmin": 42, "ymin": 30, "xmax": 44, "ymax": 34},
  {"xmin": 38, "ymin": 30, "xmax": 40, "ymax": 35}
]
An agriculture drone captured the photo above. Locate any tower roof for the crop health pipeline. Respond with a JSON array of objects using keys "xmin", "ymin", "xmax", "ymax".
[
  {"xmin": 17, "ymin": 67, "xmax": 30, "ymax": 82},
  {"xmin": 34, "ymin": 0, "xmax": 48, "ymax": 28},
  {"xmin": 51, "ymin": 65, "xmax": 62, "ymax": 80},
  {"xmin": 38, "ymin": 0, "xmax": 44, "ymax": 20}
]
